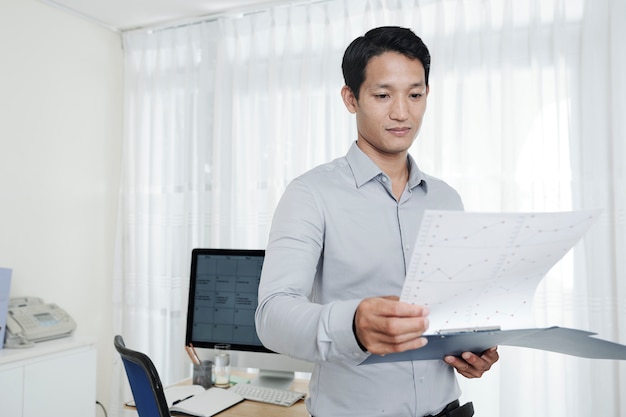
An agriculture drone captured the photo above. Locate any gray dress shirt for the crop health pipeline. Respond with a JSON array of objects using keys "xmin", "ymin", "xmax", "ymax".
[{"xmin": 256, "ymin": 142, "xmax": 464, "ymax": 416}]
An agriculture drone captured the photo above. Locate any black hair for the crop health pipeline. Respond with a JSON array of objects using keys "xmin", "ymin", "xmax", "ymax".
[{"xmin": 341, "ymin": 26, "xmax": 431, "ymax": 100}]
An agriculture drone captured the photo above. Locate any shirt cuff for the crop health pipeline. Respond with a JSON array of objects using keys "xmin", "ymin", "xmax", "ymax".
[{"xmin": 325, "ymin": 298, "xmax": 371, "ymax": 363}]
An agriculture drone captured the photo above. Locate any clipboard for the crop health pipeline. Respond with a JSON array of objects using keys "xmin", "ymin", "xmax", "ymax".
[{"xmin": 360, "ymin": 326, "xmax": 626, "ymax": 365}]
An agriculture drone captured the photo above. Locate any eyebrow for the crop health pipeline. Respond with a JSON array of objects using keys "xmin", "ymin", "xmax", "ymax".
[{"xmin": 372, "ymin": 82, "xmax": 425, "ymax": 90}]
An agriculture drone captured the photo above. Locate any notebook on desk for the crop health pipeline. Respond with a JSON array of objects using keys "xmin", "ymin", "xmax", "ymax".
[
  {"xmin": 127, "ymin": 385, "xmax": 243, "ymax": 417},
  {"xmin": 169, "ymin": 387, "xmax": 243, "ymax": 417}
]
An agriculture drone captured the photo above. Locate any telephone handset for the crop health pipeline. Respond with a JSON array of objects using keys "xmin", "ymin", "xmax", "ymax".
[{"xmin": 4, "ymin": 297, "xmax": 77, "ymax": 348}]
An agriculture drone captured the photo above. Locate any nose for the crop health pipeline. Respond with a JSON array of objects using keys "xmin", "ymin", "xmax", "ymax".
[{"xmin": 389, "ymin": 97, "xmax": 408, "ymax": 121}]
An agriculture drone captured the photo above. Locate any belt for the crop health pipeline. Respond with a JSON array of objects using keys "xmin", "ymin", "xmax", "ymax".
[{"xmin": 424, "ymin": 400, "xmax": 474, "ymax": 417}]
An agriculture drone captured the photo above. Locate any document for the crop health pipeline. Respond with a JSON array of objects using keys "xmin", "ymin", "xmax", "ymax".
[
  {"xmin": 360, "ymin": 209, "xmax": 626, "ymax": 364},
  {"xmin": 400, "ymin": 209, "xmax": 601, "ymax": 333}
]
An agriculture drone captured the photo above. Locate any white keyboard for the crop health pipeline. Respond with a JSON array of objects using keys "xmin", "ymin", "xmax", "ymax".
[{"xmin": 229, "ymin": 383, "xmax": 306, "ymax": 407}]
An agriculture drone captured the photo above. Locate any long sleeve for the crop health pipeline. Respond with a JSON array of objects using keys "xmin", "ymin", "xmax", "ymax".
[{"xmin": 255, "ymin": 178, "xmax": 368, "ymax": 364}]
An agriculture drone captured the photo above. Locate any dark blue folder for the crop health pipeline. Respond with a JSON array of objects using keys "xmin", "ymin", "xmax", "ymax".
[{"xmin": 360, "ymin": 327, "xmax": 626, "ymax": 365}]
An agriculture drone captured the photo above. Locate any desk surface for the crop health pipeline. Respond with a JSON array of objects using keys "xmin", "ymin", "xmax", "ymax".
[{"xmin": 125, "ymin": 371, "xmax": 310, "ymax": 417}]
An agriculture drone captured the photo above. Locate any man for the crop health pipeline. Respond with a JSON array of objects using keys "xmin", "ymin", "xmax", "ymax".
[{"xmin": 255, "ymin": 26, "xmax": 498, "ymax": 417}]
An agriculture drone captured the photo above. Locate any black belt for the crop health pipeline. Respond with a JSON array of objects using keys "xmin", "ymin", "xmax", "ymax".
[{"xmin": 424, "ymin": 400, "xmax": 474, "ymax": 417}]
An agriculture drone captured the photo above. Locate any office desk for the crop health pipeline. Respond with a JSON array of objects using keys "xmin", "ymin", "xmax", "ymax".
[{"xmin": 124, "ymin": 371, "xmax": 310, "ymax": 417}]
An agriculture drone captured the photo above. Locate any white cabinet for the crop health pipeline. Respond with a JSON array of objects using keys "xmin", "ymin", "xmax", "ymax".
[
  {"xmin": 0, "ymin": 364, "xmax": 23, "ymax": 415},
  {"xmin": 0, "ymin": 337, "xmax": 96, "ymax": 417}
]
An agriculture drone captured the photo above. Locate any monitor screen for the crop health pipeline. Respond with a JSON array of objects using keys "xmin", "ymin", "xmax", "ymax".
[
  {"xmin": 186, "ymin": 248, "xmax": 269, "ymax": 352},
  {"xmin": 185, "ymin": 248, "xmax": 312, "ymax": 388}
]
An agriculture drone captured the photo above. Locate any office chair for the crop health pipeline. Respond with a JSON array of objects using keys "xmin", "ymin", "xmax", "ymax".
[{"xmin": 114, "ymin": 335, "xmax": 171, "ymax": 417}]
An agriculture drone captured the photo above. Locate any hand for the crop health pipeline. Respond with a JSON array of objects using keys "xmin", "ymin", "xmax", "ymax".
[
  {"xmin": 353, "ymin": 296, "xmax": 429, "ymax": 355},
  {"xmin": 444, "ymin": 347, "xmax": 499, "ymax": 378}
]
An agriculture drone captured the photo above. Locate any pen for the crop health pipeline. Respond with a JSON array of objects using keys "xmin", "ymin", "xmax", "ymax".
[
  {"xmin": 172, "ymin": 394, "xmax": 194, "ymax": 405},
  {"xmin": 185, "ymin": 345, "xmax": 201, "ymax": 365},
  {"xmin": 189, "ymin": 343, "xmax": 201, "ymax": 364},
  {"xmin": 190, "ymin": 343, "xmax": 201, "ymax": 363}
]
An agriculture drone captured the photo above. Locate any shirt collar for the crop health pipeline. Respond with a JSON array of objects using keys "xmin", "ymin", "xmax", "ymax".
[{"xmin": 345, "ymin": 142, "xmax": 427, "ymax": 191}]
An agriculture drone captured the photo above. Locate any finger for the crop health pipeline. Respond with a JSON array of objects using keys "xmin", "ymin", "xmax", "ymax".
[
  {"xmin": 444, "ymin": 346, "xmax": 499, "ymax": 378},
  {"xmin": 370, "ymin": 334, "xmax": 429, "ymax": 355},
  {"xmin": 444, "ymin": 353, "xmax": 487, "ymax": 379},
  {"xmin": 354, "ymin": 298, "xmax": 431, "ymax": 354},
  {"xmin": 462, "ymin": 352, "xmax": 491, "ymax": 374},
  {"xmin": 466, "ymin": 347, "xmax": 499, "ymax": 373},
  {"xmin": 444, "ymin": 355, "xmax": 471, "ymax": 376},
  {"xmin": 356, "ymin": 298, "xmax": 429, "ymax": 337},
  {"xmin": 375, "ymin": 298, "xmax": 429, "ymax": 318},
  {"xmin": 359, "ymin": 315, "xmax": 430, "ymax": 345},
  {"xmin": 481, "ymin": 346, "xmax": 499, "ymax": 365}
]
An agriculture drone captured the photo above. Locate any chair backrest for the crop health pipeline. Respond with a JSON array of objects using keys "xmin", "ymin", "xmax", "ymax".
[{"xmin": 114, "ymin": 335, "xmax": 171, "ymax": 417}]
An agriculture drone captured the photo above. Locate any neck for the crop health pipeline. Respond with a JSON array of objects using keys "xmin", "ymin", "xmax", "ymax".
[
  {"xmin": 356, "ymin": 141, "xmax": 410, "ymax": 199},
  {"xmin": 386, "ymin": 159, "xmax": 410, "ymax": 199}
]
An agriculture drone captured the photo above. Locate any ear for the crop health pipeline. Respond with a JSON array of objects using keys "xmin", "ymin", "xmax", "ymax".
[{"xmin": 341, "ymin": 85, "xmax": 358, "ymax": 114}]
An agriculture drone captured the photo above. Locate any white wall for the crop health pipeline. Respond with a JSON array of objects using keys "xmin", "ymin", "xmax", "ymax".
[{"xmin": 0, "ymin": 0, "xmax": 122, "ymax": 413}]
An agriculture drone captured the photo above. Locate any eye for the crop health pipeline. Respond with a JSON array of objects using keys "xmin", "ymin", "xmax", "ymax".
[
  {"xmin": 375, "ymin": 93, "xmax": 390, "ymax": 99},
  {"xmin": 410, "ymin": 93, "xmax": 423, "ymax": 99}
]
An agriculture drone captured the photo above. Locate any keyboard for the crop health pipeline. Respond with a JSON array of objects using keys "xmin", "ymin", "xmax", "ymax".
[{"xmin": 229, "ymin": 383, "xmax": 306, "ymax": 407}]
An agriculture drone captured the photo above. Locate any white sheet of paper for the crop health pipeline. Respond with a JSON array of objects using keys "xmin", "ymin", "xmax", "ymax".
[{"xmin": 400, "ymin": 209, "xmax": 601, "ymax": 334}]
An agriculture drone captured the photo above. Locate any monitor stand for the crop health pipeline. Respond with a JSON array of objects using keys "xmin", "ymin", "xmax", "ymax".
[{"xmin": 250, "ymin": 370, "xmax": 295, "ymax": 390}]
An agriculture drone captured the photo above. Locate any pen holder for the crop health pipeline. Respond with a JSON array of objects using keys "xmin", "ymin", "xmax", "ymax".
[{"xmin": 192, "ymin": 360, "xmax": 213, "ymax": 389}]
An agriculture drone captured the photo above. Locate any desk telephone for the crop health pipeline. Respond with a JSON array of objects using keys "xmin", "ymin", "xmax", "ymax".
[{"xmin": 4, "ymin": 297, "xmax": 76, "ymax": 348}]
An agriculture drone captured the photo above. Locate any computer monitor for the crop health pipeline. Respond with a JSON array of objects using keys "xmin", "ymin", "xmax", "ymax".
[{"xmin": 185, "ymin": 248, "xmax": 313, "ymax": 389}]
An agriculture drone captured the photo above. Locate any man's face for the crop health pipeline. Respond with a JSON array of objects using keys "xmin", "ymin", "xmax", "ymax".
[{"xmin": 342, "ymin": 51, "xmax": 429, "ymax": 159}]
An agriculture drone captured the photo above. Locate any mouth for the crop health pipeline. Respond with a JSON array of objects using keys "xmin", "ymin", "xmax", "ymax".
[{"xmin": 386, "ymin": 126, "xmax": 412, "ymax": 137}]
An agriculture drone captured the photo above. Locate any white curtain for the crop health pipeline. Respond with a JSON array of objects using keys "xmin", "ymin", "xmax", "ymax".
[{"xmin": 112, "ymin": 0, "xmax": 626, "ymax": 416}]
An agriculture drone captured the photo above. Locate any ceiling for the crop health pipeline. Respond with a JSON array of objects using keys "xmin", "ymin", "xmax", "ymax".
[{"xmin": 42, "ymin": 0, "xmax": 300, "ymax": 32}]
